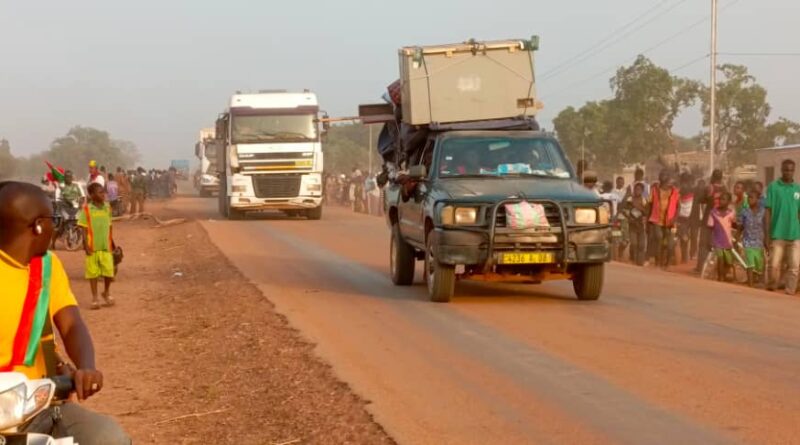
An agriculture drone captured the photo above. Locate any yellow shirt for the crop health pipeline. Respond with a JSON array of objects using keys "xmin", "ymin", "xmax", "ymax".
[{"xmin": 0, "ymin": 250, "xmax": 77, "ymax": 379}]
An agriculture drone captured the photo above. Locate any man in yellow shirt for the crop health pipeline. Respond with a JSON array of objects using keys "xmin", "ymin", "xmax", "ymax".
[{"xmin": 0, "ymin": 181, "xmax": 129, "ymax": 445}]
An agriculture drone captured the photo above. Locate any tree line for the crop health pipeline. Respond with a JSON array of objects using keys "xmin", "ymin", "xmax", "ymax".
[
  {"xmin": 0, "ymin": 126, "xmax": 141, "ymax": 181},
  {"xmin": 552, "ymin": 55, "xmax": 800, "ymax": 177}
]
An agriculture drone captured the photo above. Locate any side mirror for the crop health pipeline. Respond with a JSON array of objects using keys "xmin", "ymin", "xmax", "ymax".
[
  {"xmin": 409, "ymin": 165, "xmax": 427, "ymax": 179},
  {"xmin": 321, "ymin": 112, "xmax": 331, "ymax": 132}
]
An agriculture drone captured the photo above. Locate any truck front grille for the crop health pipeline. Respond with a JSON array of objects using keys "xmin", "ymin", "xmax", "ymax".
[
  {"xmin": 494, "ymin": 203, "xmax": 565, "ymax": 228},
  {"xmin": 252, "ymin": 175, "xmax": 302, "ymax": 199}
]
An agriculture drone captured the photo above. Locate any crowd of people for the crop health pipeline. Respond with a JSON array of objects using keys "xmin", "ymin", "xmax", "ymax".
[
  {"xmin": 582, "ymin": 159, "xmax": 800, "ymax": 293},
  {"xmin": 324, "ymin": 168, "xmax": 383, "ymax": 216}
]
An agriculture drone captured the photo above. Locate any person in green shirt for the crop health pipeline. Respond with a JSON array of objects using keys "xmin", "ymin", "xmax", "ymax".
[
  {"xmin": 78, "ymin": 182, "xmax": 116, "ymax": 309},
  {"xmin": 765, "ymin": 159, "xmax": 800, "ymax": 294}
]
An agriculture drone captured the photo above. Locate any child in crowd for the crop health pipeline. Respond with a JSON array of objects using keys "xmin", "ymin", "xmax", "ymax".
[
  {"xmin": 78, "ymin": 182, "xmax": 116, "ymax": 309},
  {"xmin": 738, "ymin": 189, "xmax": 767, "ymax": 286},
  {"xmin": 708, "ymin": 192, "xmax": 735, "ymax": 282}
]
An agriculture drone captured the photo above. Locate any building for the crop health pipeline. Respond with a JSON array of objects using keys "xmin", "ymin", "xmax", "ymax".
[{"xmin": 756, "ymin": 144, "xmax": 800, "ymax": 184}]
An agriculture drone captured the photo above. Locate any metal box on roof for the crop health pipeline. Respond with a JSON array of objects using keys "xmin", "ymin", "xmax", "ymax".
[{"xmin": 398, "ymin": 37, "xmax": 539, "ymax": 125}]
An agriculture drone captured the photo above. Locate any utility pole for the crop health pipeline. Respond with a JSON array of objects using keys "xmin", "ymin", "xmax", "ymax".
[
  {"xmin": 709, "ymin": 0, "xmax": 718, "ymax": 174},
  {"xmin": 368, "ymin": 124, "xmax": 373, "ymax": 175}
]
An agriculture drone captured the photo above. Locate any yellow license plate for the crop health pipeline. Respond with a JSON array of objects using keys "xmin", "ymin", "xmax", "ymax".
[{"xmin": 499, "ymin": 252, "xmax": 556, "ymax": 265}]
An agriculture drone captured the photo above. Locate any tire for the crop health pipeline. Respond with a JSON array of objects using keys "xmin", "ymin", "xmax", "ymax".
[
  {"xmin": 390, "ymin": 225, "xmax": 415, "ymax": 286},
  {"xmin": 64, "ymin": 226, "xmax": 83, "ymax": 252},
  {"xmin": 572, "ymin": 263, "xmax": 604, "ymax": 301},
  {"xmin": 199, "ymin": 189, "xmax": 210, "ymax": 198},
  {"xmin": 228, "ymin": 208, "xmax": 244, "ymax": 220},
  {"xmin": 426, "ymin": 234, "xmax": 455, "ymax": 303},
  {"xmin": 306, "ymin": 206, "xmax": 323, "ymax": 220}
]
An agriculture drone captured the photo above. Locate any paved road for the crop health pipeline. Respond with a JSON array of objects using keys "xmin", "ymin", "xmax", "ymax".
[{"xmin": 173, "ymin": 197, "xmax": 800, "ymax": 445}]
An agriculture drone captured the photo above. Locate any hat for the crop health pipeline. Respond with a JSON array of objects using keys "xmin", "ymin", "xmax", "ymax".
[{"xmin": 89, "ymin": 160, "xmax": 97, "ymax": 168}]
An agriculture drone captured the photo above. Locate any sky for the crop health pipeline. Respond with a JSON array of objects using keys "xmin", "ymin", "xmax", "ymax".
[{"xmin": 1, "ymin": 0, "xmax": 798, "ymax": 167}]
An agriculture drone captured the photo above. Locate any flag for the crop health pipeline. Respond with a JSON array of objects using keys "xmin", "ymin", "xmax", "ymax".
[{"xmin": 45, "ymin": 161, "xmax": 66, "ymax": 183}]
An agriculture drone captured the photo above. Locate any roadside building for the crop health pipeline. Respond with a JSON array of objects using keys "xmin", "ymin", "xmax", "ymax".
[{"xmin": 756, "ymin": 144, "xmax": 800, "ymax": 184}]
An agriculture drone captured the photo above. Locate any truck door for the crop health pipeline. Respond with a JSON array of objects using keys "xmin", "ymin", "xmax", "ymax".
[{"xmin": 398, "ymin": 142, "xmax": 432, "ymax": 244}]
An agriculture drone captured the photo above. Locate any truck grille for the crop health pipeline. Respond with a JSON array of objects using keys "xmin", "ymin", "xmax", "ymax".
[
  {"xmin": 252, "ymin": 175, "xmax": 302, "ymax": 199},
  {"xmin": 494, "ymin": 203, "xmax": 565, "ymax": 228}
]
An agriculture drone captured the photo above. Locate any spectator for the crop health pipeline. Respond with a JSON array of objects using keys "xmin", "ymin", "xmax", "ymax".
[
  {"xmin": 116, "ymin": 167, "xmax": 130, "ymax": 215},
  {"xmin": 694, "ymin": 169, "xmax": 727, "ymax": 273},
  {"xmin": 676, "ymin": 175, "xmax": 695, "ymax": 264},
  {"xmin": 78, "ymin": 182, "xmax": 115, "ymax": 310},
  {"xmin": 626, "ymin": 167, "xmax": 650, "ymax": 200},
  {"xmin": 738, "ymin": 189, "xmax": 767, "ymax": 286},
  {"xmin": 613, "ymin": 176, "xmax": 626, "ymax": 202},
  {"xmin": 708, "ymin": 192, "xmax": 736, "ymax": 282},
  {"xmin": 766, "ymin": 159, "xmax": 800, "ymax": 294},
  {"xmin": 106, "ymin": 174, "xmax": 120, "ymax": 216},
  {"xmin": 625, "ymin": 182, "xmax": 648, "ymax": 266},
  {"xmin": 648, "ymin": 170, "xmax": 680, "ymax": 269},
  {"xmin": 88, "ymin": 160, "xmax": 106, "ymax": 188},
  {"xmin": 130, "ymin": 167, "xmax": 148, "ymax": 215},
  {"xmin": 733, "ymin": 180, "xmax": 747, "ymax": 214},
  {"xmin": 688, "ymin": 178, "xmax": 707, "ymax": 261}
]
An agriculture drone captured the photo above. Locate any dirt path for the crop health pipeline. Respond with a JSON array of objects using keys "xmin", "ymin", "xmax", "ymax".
[{"xmin": 57, "ymin": 200, "xmax": 394, "ymax": 444}]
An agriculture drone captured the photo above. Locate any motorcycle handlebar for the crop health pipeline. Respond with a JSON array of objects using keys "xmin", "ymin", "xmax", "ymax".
[{"xmin": 51, "ymin": 375, "xmax": 75, "ymax": 401}]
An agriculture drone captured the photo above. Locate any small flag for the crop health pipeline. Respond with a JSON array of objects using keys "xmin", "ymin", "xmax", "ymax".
[{"xmin": 45, "ymin": 161, "xmax": 66, "ymax": 183}]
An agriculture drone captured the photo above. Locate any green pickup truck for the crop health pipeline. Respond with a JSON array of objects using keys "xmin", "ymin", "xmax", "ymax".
[{"xmin": 386, "ymin": 129, "xmax": 611, "ymax": 302}]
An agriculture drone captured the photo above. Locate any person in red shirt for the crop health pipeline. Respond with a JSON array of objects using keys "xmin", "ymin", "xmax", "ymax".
[{"xmin": 648, "ymin": 170, "xmax": 681, "ymax": 269}]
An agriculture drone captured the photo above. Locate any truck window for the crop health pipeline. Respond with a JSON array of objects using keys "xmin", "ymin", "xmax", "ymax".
[{"xmin": 438, "ymin": 136, "xmax": 571, "ymax": 179}]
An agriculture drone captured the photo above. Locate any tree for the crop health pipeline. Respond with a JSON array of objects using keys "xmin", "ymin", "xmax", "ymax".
[
  {"xmin": 701, "ymin": 64, "xmax": 800, "ymax": 166},
  {"xmin": 608, "ymin": 55, "xmax": 701, "ymax": 163},
  {"xmin": 46, "ymin": 126, "xmax": 140, "ymax": 175},
  {"xmin": 553, "ymin": 101, "xmax": 614, "ymax": 174},
  {"xmin": 0, "ymin": 139, "xmax": 17, "ymax": 180},
  {"xmin": 323, "ymin": 123, "xmax": 376, "ymax": 174}
]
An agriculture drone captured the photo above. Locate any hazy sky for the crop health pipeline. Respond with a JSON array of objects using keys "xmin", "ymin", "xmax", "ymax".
[{"xmin": 1, "ymin": 0, "xmax": 797, "ymax": 166}]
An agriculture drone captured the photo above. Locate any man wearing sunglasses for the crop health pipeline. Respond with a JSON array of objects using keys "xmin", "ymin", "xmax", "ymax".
[{"xmin": 0, "ymin": 181, "xmax": 129, "ymax": 444}]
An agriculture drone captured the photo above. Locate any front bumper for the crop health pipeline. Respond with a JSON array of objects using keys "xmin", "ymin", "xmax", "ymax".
[
  {"xmin": 229, "ymin": 195, "xmax": 322, "ymax": 211},
  {"xmin": 432, "ymin": 228, "xmax": 610, "ymax": 266}
]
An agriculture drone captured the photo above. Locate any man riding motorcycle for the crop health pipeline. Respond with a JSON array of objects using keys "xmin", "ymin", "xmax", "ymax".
[
  {"xmin": 51, "ymin": 171, "xmax": 84, "ymax": 249},
  {"xmin": 0, "ymin": 181, "xmax": 130, "ymax": 445}
]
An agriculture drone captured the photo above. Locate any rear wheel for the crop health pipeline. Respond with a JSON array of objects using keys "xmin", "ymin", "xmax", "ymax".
[
  {"xmin": 306, "ymin": 206, "xmax": 323, "ymax": 220},
  {"xmin": 572, "ymin": 263, "xmax": 604, "ymax": 301},
  {"xmin": 426, "ymin": 235, "xmax": 455, "ymax": 303},
  {"xmin": 390, "ymin": 225, "xmax": 415, "ymax": 285}
]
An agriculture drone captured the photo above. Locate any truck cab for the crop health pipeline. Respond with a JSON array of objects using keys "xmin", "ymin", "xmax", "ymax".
[
  {"xmin": 387, "ymin": 129, "xmax": 610, "ymax": 302},
  {"xmin": 216, "ymin": 91, "xmax": 325, "ymax": 220}
]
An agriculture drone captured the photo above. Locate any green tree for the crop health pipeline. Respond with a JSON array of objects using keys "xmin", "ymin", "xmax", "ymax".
[
  {"xmin": 46, "ymin": 126, "xmax": 140, "ymax": 175},
  {"xmin": 608, "ymin": 55, "xmax": 701, "ymax": 163},
  {"xmin": 323, "ymin": 123, "xmax": 377, "ymax": 174},
  {"xmin": 0, "ymin": 139, "xmax": 16, "ymax": 180},
  {"xmin": 552, "ymin": 101, "xmax": 614, "ymax": 174}
]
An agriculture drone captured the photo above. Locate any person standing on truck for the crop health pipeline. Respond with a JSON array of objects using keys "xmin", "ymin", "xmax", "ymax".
[{"xmin": 648, "ymin": 170, "xmax": 680, "ymax": 269}]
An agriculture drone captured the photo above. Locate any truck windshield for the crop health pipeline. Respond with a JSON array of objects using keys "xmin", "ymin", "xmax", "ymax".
[
  {"xmin": 438, "ymin": 136, "xmax": 572, "ymax": 179},
  {"xmin": 232, "ymin": 114, "xmax": 317, "ymax": 144}
]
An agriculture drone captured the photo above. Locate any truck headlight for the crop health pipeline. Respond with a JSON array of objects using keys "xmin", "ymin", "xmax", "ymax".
[
  {"xmin": 0, "ymin": 377, "xmax": 54, "ymax": 431},
  {"xmin": 441, "ymin": 206, "xmax": 478, "ymax": 225},
  {"xmin": 232, "ymin": 185, "xmax": 247, "ymax": 193},
  {"xmin": 574, "ymin": 208, "xmax": 598, "ymax": 224}
]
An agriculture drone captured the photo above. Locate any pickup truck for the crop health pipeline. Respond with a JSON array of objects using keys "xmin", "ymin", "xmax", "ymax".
[{"xmin": 386, "ymin": 129, "xmax": 610, "ymax": 302}]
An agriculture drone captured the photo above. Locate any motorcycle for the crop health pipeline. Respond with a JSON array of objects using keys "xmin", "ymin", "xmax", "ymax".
[
  {"xmin": 0, "ymin": 372, "xmax": 76, "ymax": 445},
  {"xmin": 53, "ymin": 200, "xmax": 83, "ymax": 252}
]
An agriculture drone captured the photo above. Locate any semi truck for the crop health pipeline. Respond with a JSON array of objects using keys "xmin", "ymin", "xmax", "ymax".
[
  {"xmin": 215, "ymin": 90, "xmax": 325, "ymax": 220},
  {"xmin": 194, "ymin": 128, "xmax": 221, "ymax": 197}
]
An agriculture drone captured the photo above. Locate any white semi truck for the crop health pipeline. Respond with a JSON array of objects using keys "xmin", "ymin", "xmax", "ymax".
[
  {"xmin": 215, "ymin": 90, "xmax": 325, "ymax": 220},
  {"xmin": 194, "ymin": 127, "xmax": 221, "ymax": 197}
]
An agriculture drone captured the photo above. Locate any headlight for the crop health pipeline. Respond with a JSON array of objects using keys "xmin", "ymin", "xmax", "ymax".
[
  {"xmin": 0, "ymin": 378, "xmax": 53, "ymax": 431},
  {"xmin": 574, "ymin": 208, "xmax": 598, "ymax": 224},
  {"xmin": 307, "ymin": 184, "xmax": 322, "ymax": 192},
  {"xmin": 229, "ymin": 145, "xmax": 239, "ymax": 168},
  {"xmin": 441, "ymin": 206, "xmax": 478, "ymax": 225},
  {"xmin": 0, "ymin": 383, "xmax": 26, "ymax": 430},
  {"xmin": 232, "ymin": 185, "xmax": 247, "ymax": 193}
]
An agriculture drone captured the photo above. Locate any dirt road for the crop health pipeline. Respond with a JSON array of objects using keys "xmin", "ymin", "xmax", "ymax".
[{"xmin": 170, "ymin": 197, "xmax": 799, "ymax": 444}]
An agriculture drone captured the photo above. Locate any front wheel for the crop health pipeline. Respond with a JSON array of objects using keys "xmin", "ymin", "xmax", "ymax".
[
  {"xmin": 64, "ymin": 226, "xmax": 83, "ymax": 252},
  {"xmin": 426, "ymin": 235, "xmax": 455, "ymax": 303},
  {"xmin": 572, "ymin": 263, "xmax": 604, "ymax": 301},
  {"xmin": 306, "ymin": 206, "xmax": 323, "ymax": 220}
]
